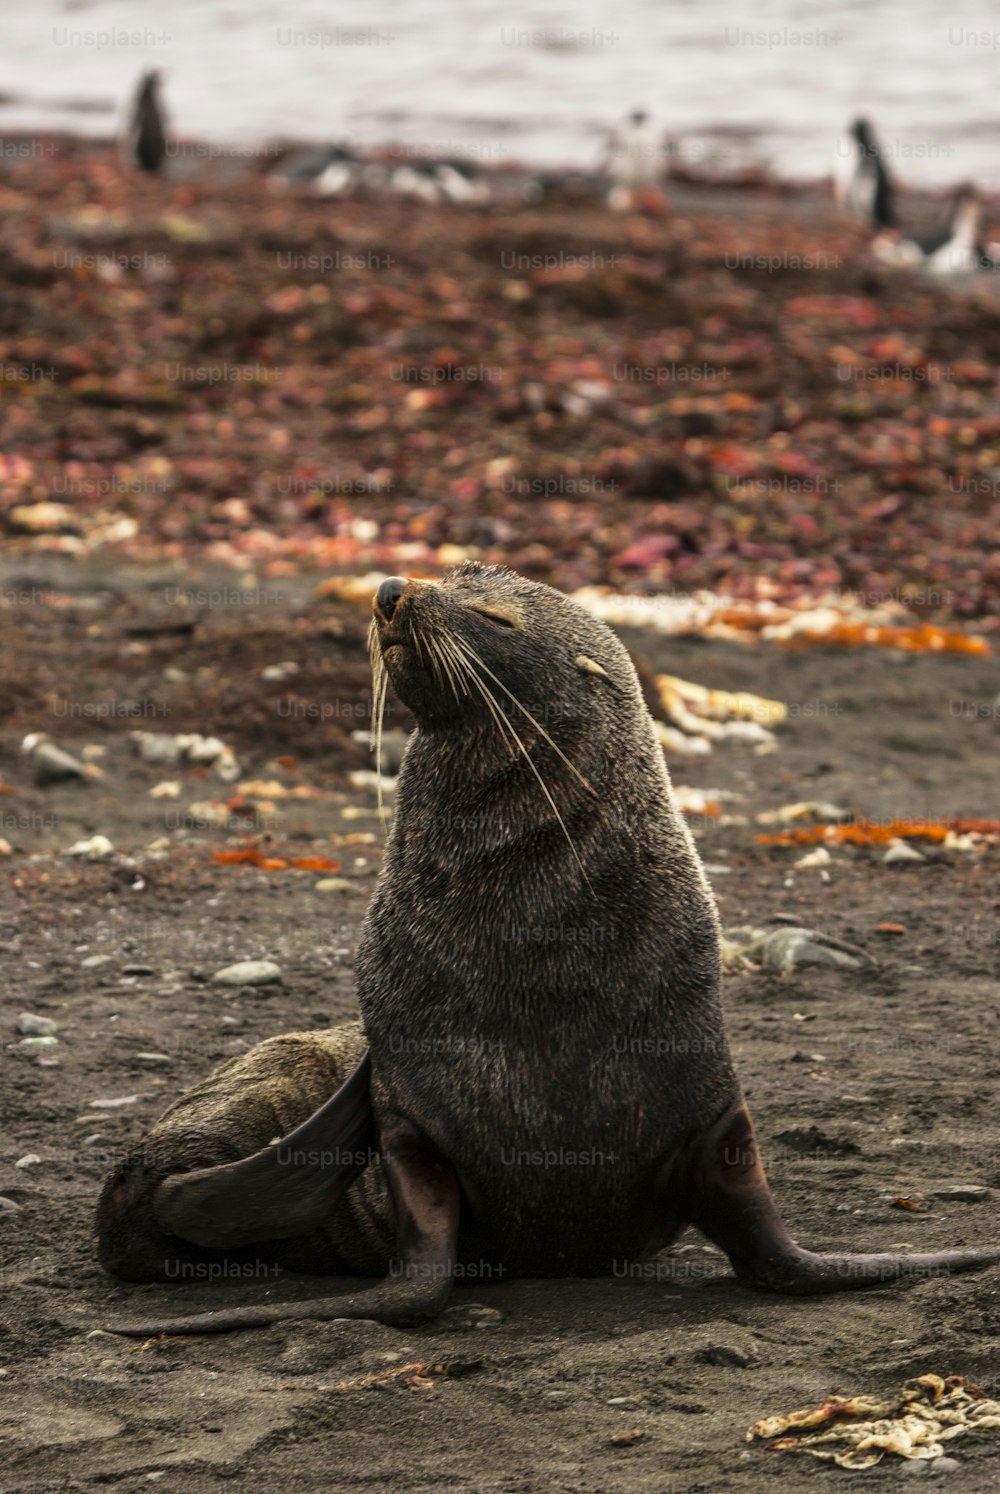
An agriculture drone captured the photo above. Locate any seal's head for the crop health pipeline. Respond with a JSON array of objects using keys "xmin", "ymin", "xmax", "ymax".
[{"xmin": 369, "ymin": 561, "xmax": 637, "ymax": 743}]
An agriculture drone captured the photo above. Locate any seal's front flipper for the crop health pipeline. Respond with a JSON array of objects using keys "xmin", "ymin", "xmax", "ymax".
[
  {"xmin": 154, "ymin": 1052, "xmax": 374, "ymax": 1250},
  {"xmin": 687, "ymin": 1100, "xmax": 1000, "ymax": 1293},
  {"xmin": 111, "ymin": 1121, "xmax": 460, "ymax": 1336}
]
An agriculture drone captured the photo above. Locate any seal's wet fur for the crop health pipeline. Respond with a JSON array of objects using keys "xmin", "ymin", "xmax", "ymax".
[
  {"xmin": 99, "ymin": 564, "xmax": 1000, "ymax": 1331},
  {"xmin": 358, "ymin": 564, "xmax": 733, "ymax": 1276}
]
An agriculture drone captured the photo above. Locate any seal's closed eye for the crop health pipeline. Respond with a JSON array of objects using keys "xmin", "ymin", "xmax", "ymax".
[{"xmin": 471, "ymin": 608, "xmax": 518, "ymax": 630}]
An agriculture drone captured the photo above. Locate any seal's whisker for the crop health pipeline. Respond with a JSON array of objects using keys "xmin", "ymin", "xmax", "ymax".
[
  {"xmin": 439, "ymin": 636, "xmax": 515, "ymax": 756},
  {"xmin": 368, "ymin": 620, "xmax": 390, "ymax": 835},
  {"xmin": 450, "ymin": 642, "xmax": 592, "ymax": 889},
  {"xmin": 428, "ymin": 636, "xmax": 462, "ymax": 706},
  {"xmin": 417, "ymin": 628, "xmax": 446, "ymax": 692},
  {"xmin": 437, "ymin": 636, "xmax": 473, "ymax": 700},
  {"xmin": 449, "ymin": 636, "xmax": 595, "ymax": 796}
]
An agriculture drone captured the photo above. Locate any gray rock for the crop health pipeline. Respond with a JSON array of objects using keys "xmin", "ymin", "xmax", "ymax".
[
  {"xmin": 14, "ymin": 1036, "xmax": 58, "ymax": 1052},
  {"xmin": 17, "ymin": 1013, "xmax": 58, "ymax": 1036},
  {"xmin": 81, "ymin": 954, "xmax": 112, "ymax": 969},
  {"xmin": 697, "ymin": 1343, "xmax": 757, "ymax": 1368},
  {"xmin": 33, "ymin": 742, "xmax": 87, "ymax": 785},
  {"xmin": 438, "ymin": 1304, "xmax": 504, "ymax": 1331},
  {"xmin": 931, "ymin": 1185, "xmax": 990, "ymax": 1202},
  {"xmin": 210, "ymin": 960, "xmax": 283, "ymax": 987},
  {"xmin": 884, "ymin": 840, "xmax": 927, "ymax": 866},
  {"xmin": 929, "ymin": 1457, "xmax": 961, "ymax": 1476},
  {"xmin": 14, "ymin": 1154, "xmax": 41, "ymax": 1169},
  {"xmin": 131, "ymin": 732, "xmax": 182, "ymax": 766},
  {"xmin": 0, "ymin": 1195, "xmax": 23, "ymax": 1213}
]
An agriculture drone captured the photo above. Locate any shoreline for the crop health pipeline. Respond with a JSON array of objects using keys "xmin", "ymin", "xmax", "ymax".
[
  {"xmin": 2, "ymin": 127, "xmax": 999, "ymax": 204},
  {"xmin": 1, "ymin": 136, "xmax": 998, "ymax": 626}
]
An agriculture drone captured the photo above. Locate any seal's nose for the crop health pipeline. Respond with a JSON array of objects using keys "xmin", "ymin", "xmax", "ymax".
[{"xmin": 376, "ymin": 576, "xmax": 407, "ymax": 622}]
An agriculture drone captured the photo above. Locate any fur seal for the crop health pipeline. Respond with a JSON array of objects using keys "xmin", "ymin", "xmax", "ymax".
[{"xmin": 99, "ymin": 563, "xmax": 1000, "ymax": 1335}]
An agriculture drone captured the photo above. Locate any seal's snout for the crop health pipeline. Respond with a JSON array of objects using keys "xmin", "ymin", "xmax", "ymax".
[{"xmin": 375, "ymin": 576, "xmax": 407, "ymax": 622}]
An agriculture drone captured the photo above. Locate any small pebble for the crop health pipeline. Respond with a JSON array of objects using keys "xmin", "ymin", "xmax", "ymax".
[
  {"xmin": 884, "ymin": 839, "xmax": 927, "ymax": 866},
  {"xmin": 260, "ymin": 661, "xmax": 299, "ymax": 682},
  {"xmin": 17, "ymin": 1013, "xmax": 58, "ymax": 1036},
  {"xmin": 65, "ymin": 834, "xmax": 115, "ymax": 861},
  {"xmin": 132, "ymin": 732, "xmax": 182, "ymax": 766},
  {"xmin": 794, "ymin": 847, "xmax": 832, "ymax": 868},
  {"xmin": 148, "ymin": 780, "xmax": 180, "ymax": 799},
  {"xmin": 697, "ymin": 1344, "xmax": 757, "ymax": 1368},
  {"xmin": 0, "ymin": 838, "xmax": 11, "ymax": 856},
  {"xmin": 314, "ymin": 878, "xmax": 354, "ymax": 893},
  {"xmin": 81, "ymin": 954, "xmax": 113, "ymax": 969},
  {"xmin": 134, "ymin": 1053, "xmax": 173, "ymax": 1067},
  {"xmin": 211, "ymin": 960, "xmax": 283, "ymax": 987},
  {"xmin": 0, "ymin": 1196, "xmax": 22, "ymax": 1214},
  {"xmin": 15, "ymin": 1154, "xmax": 41, "ymax": 1169},
  {"xmin": 15, "ymin": 1035, "xmax": 58, "ymax": 1051},
  {"xmin": 89, "ymin": 1093, "xmax": 144, "ymax": 1109},
  {"xmin": 929, "ymin": 1457, "xmax": 961, "ymax": 1475}
]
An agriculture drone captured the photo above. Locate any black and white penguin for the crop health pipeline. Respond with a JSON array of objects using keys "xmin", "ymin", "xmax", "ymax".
[
  {"xmin": 873, "ymin": 184, "xmax": 987, "ymax": 275},
  {"xmin": 604, "ymin": 109, "xmax": 666, "ymax": 210},
  {"xmin": 120, "ymin": 70, "xmax": 167, "ymax": 174},
  {"xmin": 389, "ymin": 158, "xmax": 489, "ymax": 205},
  {"xmin": 834, "ymin": 117, "xmax": 895, "ymax": 229},
  {"xmin": 269, "ymin": 142, "xmax": 363, "ymax": 197}
]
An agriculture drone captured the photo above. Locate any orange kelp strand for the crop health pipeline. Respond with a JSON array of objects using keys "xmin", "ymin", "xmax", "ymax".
[{"xmin": 757, "ymin": 818, "xmax": 1000, "ymax": 847}]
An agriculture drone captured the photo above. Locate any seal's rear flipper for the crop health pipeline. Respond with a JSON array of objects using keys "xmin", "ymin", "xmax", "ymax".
[
  {"xmin": 111, "ymin": 1124, "xmax": 459, "ymax": 1336},
  {"xmin": 154, "ymin": 1052, "xmax": 374, "ymax": 1249},
  {"xmin": 688, "ymin": 1100, "xmax": 1000, "ymax": 1293}
]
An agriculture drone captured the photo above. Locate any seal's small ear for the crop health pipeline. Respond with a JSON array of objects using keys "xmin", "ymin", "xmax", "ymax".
[{"xmin": 575, "ymin": 654, "xmax": 609, "ymax": 679}]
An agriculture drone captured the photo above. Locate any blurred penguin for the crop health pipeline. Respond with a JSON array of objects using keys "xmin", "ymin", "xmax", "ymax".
[
  {"xmin": 120, "ymin": 70, "xmax": 167, "ymax": 174},
  {"xmin": 389, "ymin": 158, "xmax": 489, "ymax": 205},
  {"xmin": 604, "ymin": 109, "xmax": 666, "ymax": 210},
  {"xmin": 834, "ymin": 117, "xmax": 895, "ymax": 228},
  {"xmin": 874, "ymin": 184, "xmax": 987, "ymax": 275},
  {"xmin": 270, "ymin": 142, "xmax": 363, "ymax": 197}
]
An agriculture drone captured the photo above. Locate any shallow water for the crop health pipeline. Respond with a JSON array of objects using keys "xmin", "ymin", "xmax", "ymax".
[{"xmin": 2, "ymin": 0, "xmax": 999, "ymax": 187}]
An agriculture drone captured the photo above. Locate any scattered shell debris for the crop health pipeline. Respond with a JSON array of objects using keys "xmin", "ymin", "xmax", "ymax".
[
  {"xmin": 747, "ymin": 1374, "xmax": 1000, "ymax": 1470},
  {"xmin": 315, "ymin": 576, "xmax": 990, "ymax": 655}
]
